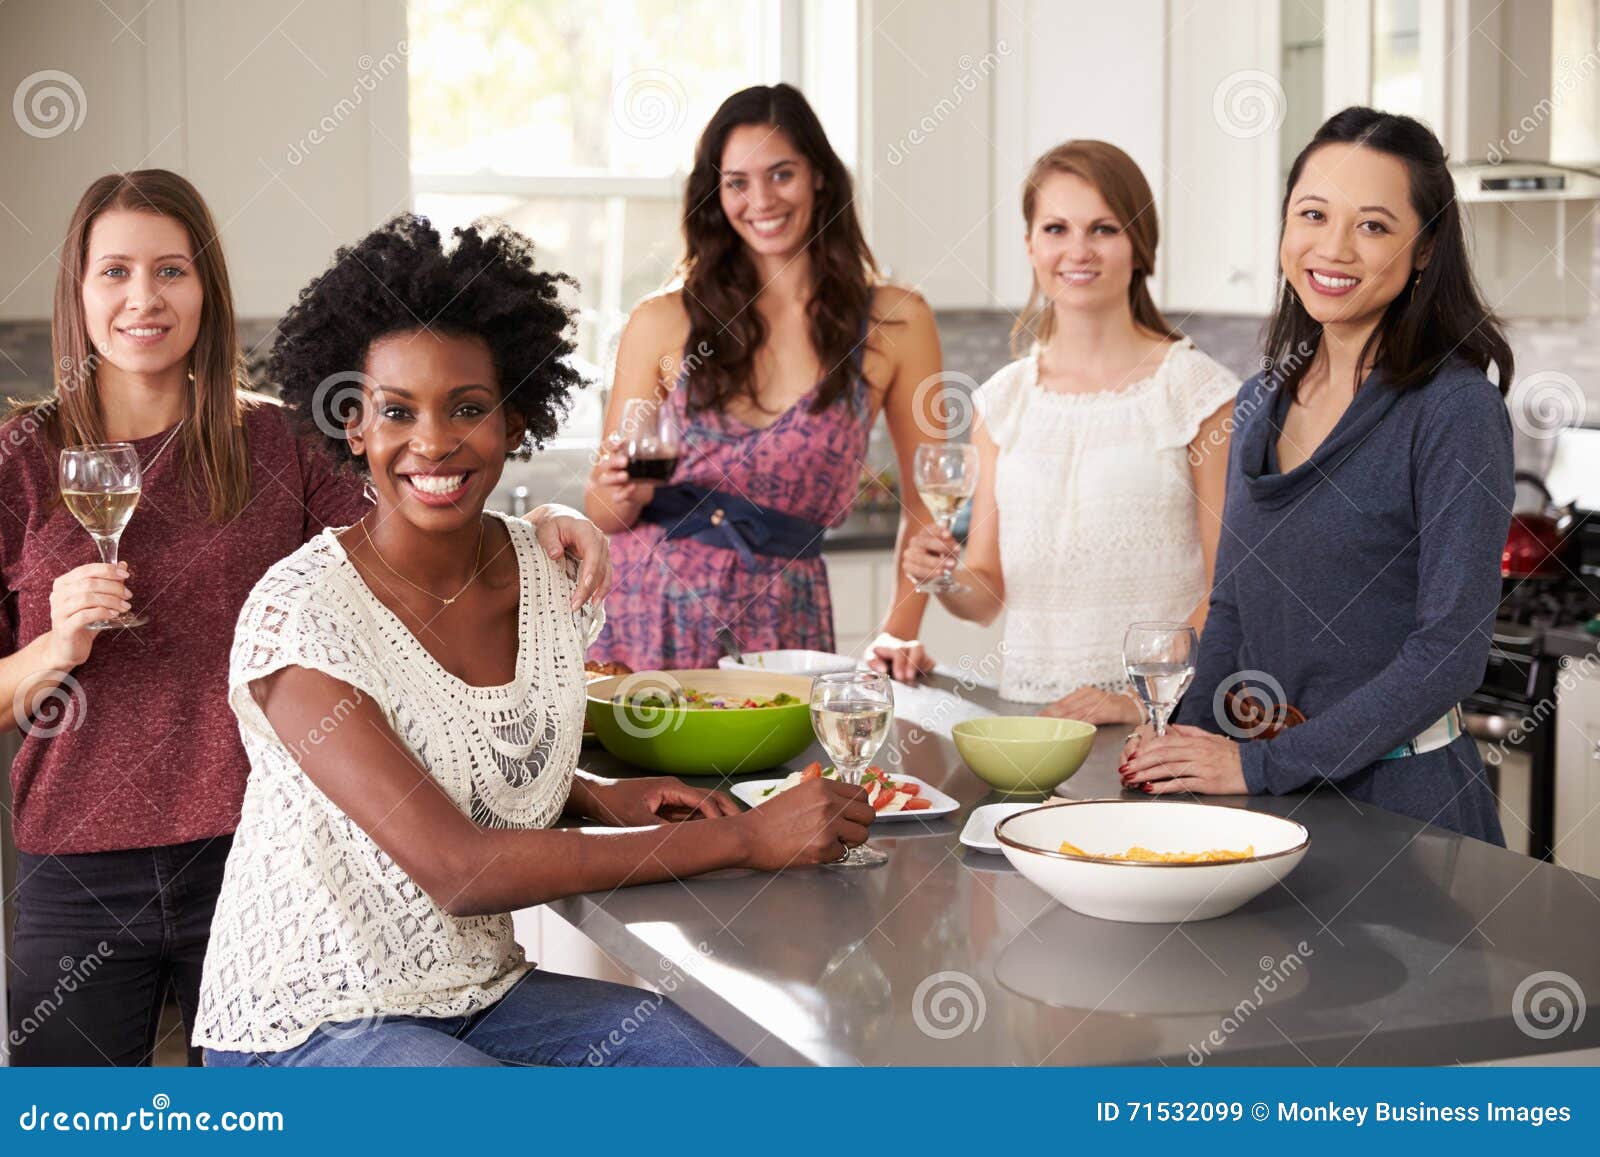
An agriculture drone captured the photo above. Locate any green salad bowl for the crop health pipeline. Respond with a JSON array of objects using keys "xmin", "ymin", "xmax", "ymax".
[
  {"xmin": 951, "ymin": 716, "xmax": 1096, "ymax": 795},
  {"xmin": 585, "ymin": 669, "xmax": 816, "ymax": 776}
]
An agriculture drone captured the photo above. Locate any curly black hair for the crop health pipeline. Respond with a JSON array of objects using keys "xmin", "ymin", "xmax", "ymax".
[{"xmin": 269, "ymin": 214, "xmax": 583, "ymax": 469}]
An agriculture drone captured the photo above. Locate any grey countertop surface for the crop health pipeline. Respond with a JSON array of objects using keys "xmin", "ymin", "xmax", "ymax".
[{"xmin": 554, "ymin": 673, "xmax": 1600, "ymax": 1066}]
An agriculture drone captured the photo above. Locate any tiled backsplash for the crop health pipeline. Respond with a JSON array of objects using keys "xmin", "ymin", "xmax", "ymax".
[{"xmin": 0, "ymin": 311, "xmax": 1274, "ymax": 406}]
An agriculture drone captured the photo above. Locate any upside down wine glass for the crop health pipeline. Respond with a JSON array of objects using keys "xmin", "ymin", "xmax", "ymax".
[{"xmin": 810, "ymin": 670, "xmax": 894, "ymax": 868}]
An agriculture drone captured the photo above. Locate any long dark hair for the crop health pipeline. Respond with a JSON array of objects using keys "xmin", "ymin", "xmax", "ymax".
[
  {"xmin": 1262, "ymin": 106, "xmax": 1513, "ymax": 397},
  {"xmin": 1011, "ymin": 139, "xmax": 1182, "ymax": 356},
  {"xmin": 677, "ymin": 84, "xmax": 877, "ymax": 415},
  {"xmin": 10, "ymin": 169, "xmax": 255, "ymax": 521}
]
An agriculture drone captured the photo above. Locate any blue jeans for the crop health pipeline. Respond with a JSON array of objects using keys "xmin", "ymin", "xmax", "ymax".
[{"xmin": 204, "ymin": 968, "xmax": 748, "ymax": 1067}]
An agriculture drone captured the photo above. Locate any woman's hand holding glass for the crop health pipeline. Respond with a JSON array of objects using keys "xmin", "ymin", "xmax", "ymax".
[
  {"xmin": 44, "ymin": 562, "xmax": 134, "ymax": 668},
  {"xmin": 1119, "ymin": 724, "xmax": 1247, "ymax": 795},
  {"xmin": 901, "ymin": 523, "xmax": 962, "ymax": 587},
  {"xmin": 586, "ymin": 433, "xmax": 659, "ymax": 525}
]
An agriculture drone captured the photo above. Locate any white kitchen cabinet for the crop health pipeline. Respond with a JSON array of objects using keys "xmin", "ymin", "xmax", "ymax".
[
  {"xmin": 823, "ymin": 549, "xmax": 1007, "ymax": 673},
  {"xmin": 512, "ymin": 907, "xmax": 638, "ymax": 987},
  {"xmin": 1554, "ymin": 660, "xmax": 1600, "ymax": 878}
]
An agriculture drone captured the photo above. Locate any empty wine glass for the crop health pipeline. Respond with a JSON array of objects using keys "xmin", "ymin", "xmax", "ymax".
[
  {"xmin": 912, "ymin": 443, "xmax": 978, "ymax": 593},
  {"xmin": 810, "ymin": 670, "xmax": 894, "ymax": 868},
  {"xmin": 1122, "ymin": 622, "xmax": 1196, "ymax": 736},
  {"xmin": 59, "ymin": 444, "xmax": 147, "ymax": 630}
]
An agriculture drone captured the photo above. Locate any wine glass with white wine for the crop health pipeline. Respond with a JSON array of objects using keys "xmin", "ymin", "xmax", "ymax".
[
  {"xmin": 810, "ymin": 670, "xmax": 894, "ymax": 868},
  {"xmin": 1122, "ymin": 621, "xmax": 1197, "ymax": 737},
  {"xmin": 912, "ymin": 443, "xmax": 978, "ymax": 593},
  {"xmin": 59, "ymin": 443, "xmax": 146, "ymax": 630}
]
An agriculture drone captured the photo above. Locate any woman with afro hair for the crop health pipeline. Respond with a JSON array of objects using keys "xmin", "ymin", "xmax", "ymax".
[
  {"xmin": 194, "ymin": 215, "xmax": 873, "ymax": 1067},
  {"xmin": 0, "ymin": 173, "xmax": 605, "ymax": 1066}
]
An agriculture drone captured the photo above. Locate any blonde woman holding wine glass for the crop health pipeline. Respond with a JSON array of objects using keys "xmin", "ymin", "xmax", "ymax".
[
  {"xmin": 885, "ymin": 140, "xmax": 1239, "ymax": 720},
  {"xmin": 0, "ymin": 171, "xmax": 610, "ymax": 1067}
]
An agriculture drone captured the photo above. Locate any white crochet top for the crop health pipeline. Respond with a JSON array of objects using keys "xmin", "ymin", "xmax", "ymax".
[
  {"xmin": 193, "ymin": 511, "xmax": 596, "ymax": 1052},
  {"xmin": 975, "ymin": 339, "xmax": 1240, "ymax": 704}
]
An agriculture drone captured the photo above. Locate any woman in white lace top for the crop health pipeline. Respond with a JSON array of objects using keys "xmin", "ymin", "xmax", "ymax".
[
  {"xmin": 195, "ymin": 218, "xmax": 874, "ymax": 1067},
  {"xmin": 885, "ymin": 141, "xmax": 1240, "ymax": 718}
]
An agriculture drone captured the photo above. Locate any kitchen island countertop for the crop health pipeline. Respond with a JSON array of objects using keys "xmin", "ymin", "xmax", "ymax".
[{"xmin": 553, "ymin": 674, "xmax": 1600, "ymax": 1066}]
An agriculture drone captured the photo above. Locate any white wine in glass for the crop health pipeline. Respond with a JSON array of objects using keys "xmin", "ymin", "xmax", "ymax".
[
  {"xmin": 913, "ymin": 443, "xmax": 978, "ymax": 593},
  {"xmin": 60, "ymin": 443, "xmax": 147, "ymax": 630},
  {"xmin": 810, "ymin": 670, "xmax": 894, "ymax": 868}
]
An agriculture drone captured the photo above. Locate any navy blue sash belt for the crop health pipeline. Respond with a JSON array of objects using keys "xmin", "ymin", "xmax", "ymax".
[{"xmin": 639, "ymin": 484, "xmax": 827, "ymax": 565}]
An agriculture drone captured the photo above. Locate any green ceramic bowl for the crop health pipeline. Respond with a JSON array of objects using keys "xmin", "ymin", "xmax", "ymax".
[
  {"xmin": 951, "ymin": 716, "xmax": 1096, "ymax": 795},
  {"xmin": 585, "ymin": 669, "xmax": 816, "ymax": 776}
]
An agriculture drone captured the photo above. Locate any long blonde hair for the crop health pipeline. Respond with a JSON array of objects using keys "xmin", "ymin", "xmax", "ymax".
[
  {"xmin": 1011, "ymin": 140, "xmax": 1181, "ymax": 356},
  {"xmin": 11, "ymin": 169, "xmax": 256, "ymax": 522}
]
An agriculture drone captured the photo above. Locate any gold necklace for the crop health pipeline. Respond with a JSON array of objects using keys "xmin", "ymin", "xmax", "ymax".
[{"xmin": 358, "ymin": 516, "xmax": 486, "ymax": 607}]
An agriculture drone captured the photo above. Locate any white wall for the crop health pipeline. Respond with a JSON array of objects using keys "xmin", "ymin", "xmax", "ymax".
[
  {"xmin": 0, "ymin": 0, "xmax": 409, "ymax": 322},
  {"xmin": 861, "ymin": 0, "xmax": 1285, "ymax": 317}
]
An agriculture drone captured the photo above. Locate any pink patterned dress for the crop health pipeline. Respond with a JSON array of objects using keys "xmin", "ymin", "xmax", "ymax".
[{"xmin": 591, "ymin": 369, "xmax": 875, "ymax": 671}]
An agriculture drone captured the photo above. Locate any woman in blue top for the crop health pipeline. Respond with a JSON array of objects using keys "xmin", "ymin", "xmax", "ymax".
[{"xmin": 1121, "ymin": 107, "xmax": 1514, "ymax": 845}]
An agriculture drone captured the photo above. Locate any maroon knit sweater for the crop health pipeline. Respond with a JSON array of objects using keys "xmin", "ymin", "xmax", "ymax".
[{"xmin": 0, "ymin": 403, "xmax": 370, "ymax": 854}]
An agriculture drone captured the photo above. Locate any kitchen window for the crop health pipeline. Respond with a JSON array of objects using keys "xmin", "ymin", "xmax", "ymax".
[{"xmin": 408, "ymin": 0, "xmax": 859, "ymax": 443}]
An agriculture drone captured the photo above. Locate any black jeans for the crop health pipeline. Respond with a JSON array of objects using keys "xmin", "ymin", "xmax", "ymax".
[{"xmin": 7, "ymin": 834, "xmax": 232, "ymax": 1066}]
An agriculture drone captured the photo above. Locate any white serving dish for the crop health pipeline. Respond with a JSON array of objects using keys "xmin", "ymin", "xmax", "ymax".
[
  {"xmin": 958, "ymin": 801, "xmax": 1055, "ymax": 854},
  {"xmin": 731, "ymin": 772, "xmax": 958, "ymax": 823},
  {"xmin": 717, "ymin": 650, "xmax": 861, "ymax": 677},
  {"xmin": 994, "ymin": 800, "xmax": 1309, "ymax": 923}
]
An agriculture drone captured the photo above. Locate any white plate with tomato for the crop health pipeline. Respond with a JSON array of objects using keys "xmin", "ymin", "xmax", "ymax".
[{"xmin": 731, "ymin": 762, "xmax": 959, "ymax": 822}]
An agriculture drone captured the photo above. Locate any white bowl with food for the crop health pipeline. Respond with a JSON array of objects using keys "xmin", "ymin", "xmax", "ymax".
[
  {"xmin": 994, "ymin": 800, "xmax": 1309, "ymax": 923},
  {"xmin": 716, "ymin": 650, "xmax": 861, "ymax": 677}
]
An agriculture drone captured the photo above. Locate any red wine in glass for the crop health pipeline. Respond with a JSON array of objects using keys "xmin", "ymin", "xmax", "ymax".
[
  {"xmin": 626, "ymin": 452, "xmax": 680, "ymax": 481},
  {"xmin": 620, "ymin": 398, "xmax": 682, "ymax": 484}
]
